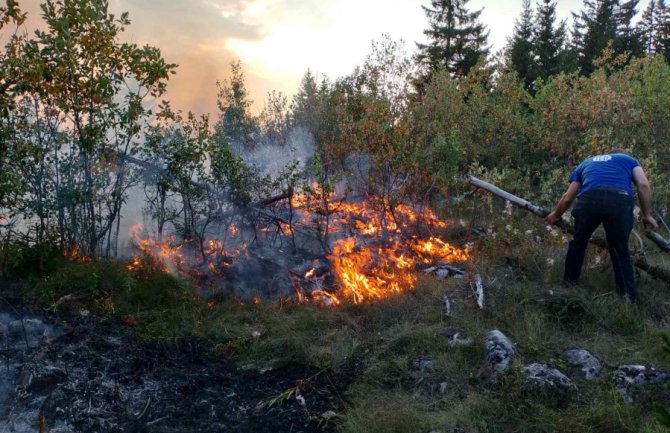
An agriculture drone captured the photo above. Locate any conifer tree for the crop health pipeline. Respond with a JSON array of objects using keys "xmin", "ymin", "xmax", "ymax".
[
  {"xmin": 639, "ymin": 0, "xmax": 661, "ymax": 53},
  {"xmin": 214, "ymin": 61, "xmax": 257, "ymax": 150},
  {"xmin": 655, "ymin": 0, "xmax": 670, "ymax": 60},
  {"xmin": 291, "ymin": 70, "xmax": 321, "ymax": 136},
  {"xmin": 507, "ymin": 0, "xmax": 536, "ymax": 90},
  {"xmin": 572, "ymin": 0, "xmax": 644, "ymax": 74},
  {"xmin": 614, "ymin": 0, "xmax": 643, "ymax": 57},
  {"xmin": 535, "ymin": 0, "xmax": 569, "ymax": 79},
  {"xmin": 416, "ymin": 0, "xmax": 490, "ymax": 78},
  {"xmin": 506, "ymin": 0, "xmax": 570, "ymax": 91},
  {"xmin": 571, "ymin": 0, "xmax": 618, "ymax": 74}
]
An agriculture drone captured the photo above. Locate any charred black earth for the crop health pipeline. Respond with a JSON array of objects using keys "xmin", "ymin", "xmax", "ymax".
[{"xmin": 0, "ymin": 310, "xmax": 344, "ymax": 433}]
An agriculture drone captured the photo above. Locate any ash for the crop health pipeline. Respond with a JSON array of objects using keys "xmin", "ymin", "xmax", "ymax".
[{"xmin": 0, "ymin": 312, "xmax": 341, "ymax": 433}]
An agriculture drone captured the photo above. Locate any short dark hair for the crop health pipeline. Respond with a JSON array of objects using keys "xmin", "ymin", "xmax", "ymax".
[{"xmin": 609, "ymin": 148, "xmax": 628, "ymax": 155}]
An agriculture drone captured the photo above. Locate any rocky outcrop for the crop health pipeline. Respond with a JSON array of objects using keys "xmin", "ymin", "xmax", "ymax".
[{"xmin": 615, "ymin": 365, "xmax": 670, "ymax": 386}]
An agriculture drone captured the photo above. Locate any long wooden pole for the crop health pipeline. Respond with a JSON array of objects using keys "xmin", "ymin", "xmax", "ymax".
[{"xmin": 469, "ymin": 176, "xmax": 670, "ymax": 280}]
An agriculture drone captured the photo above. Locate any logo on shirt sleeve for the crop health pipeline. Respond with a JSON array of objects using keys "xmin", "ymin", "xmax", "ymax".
[{"xmin": 593, "ymin": 155, "xmax": 612, "ymax": 162}]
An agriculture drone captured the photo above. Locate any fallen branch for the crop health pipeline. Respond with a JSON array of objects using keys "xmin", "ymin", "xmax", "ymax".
[
  {"xmin": 474, "ymin": 274, "xmax": 484, "ymax": 309},
  {"xmin": 634, "ymin": 257, "xmax": 670, "ymax": 281},
  {"xmin": 469, "ymin": 176, "xmax": 670, "ymax": 280},
  {"xmin": 647, "ymin": 231, "xmax": 670, "ymax": 253}
]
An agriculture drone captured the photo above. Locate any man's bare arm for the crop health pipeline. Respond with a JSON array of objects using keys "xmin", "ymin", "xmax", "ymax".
[
  {"xmin": 632, "ymin": 166, "xmax": 658, "ymax": 229},
  {"xmin": 545, "ymin": 181, "xmax": 581, "ymax": 225}
]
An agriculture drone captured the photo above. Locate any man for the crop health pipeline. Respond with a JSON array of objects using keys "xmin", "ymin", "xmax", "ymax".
[{"xmin": 545, "ymin": 150, "xmax": 658, "ymax": 303}]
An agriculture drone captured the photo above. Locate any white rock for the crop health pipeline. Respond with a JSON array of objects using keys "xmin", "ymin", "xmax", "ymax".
[
  {"xmin": 565, "ymin": 349, "xmax": 602, "ymax": 380},
  {"xmin": 485, "ymin": 330, "xmax": 516, "ymax": 372},
  {"xmin": 523, "ymin": 363, "xmax": 575, "ymax": 395}
]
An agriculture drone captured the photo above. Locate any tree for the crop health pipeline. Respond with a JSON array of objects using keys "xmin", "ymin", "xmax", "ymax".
[
  {"xmin": 259, "ymin": 90, "xmax": 291, "ymax": 147},
  {"xmin": 291, "ymin": 69, "xmax": 321, "ymax": 136},
  {"xmin": 214, "ymin": 60, "xmax": 257, "ymax": 151},
  {"xmin": 416, "ymin": 0, "xmax": 490, "ymax": 79},
  {"xmin": 506, "ymin": 0, "xmax": 570, "ymax": 91},
  {"xmin": 572, "ymin": 0, "xmax": 644, "ymax": 75},
  {"xmin": 639, "ymin": 0, "xmax": 670, "ymax": 60},
  {"xmin": 661, "ymin": 0, "xmax": 670, "ymax": 60},
  {"xmin": 639, "ymin": 0, "xmax": 661, "ymax": 52},
  {"xmin": 571, "ymin": 0, "xmax": 618, "ymax": 75},
  {"xmin": 534, "ymin": 0, "xmax": 570, "ymax": 79},
  {"xmin": 3, "ymin": 0, "xmax": 175, "ymax": 255},
  {"xmin": 613, "ymin": 0, "xmax": 643, "ymax": 57},
  {"xmin": 0, "ymin": 0, "xmax": 28, "ymax": 213},
  {"xmin": 142, "ymin": 105, "xmax": 216, "ymax": 254},
  {"xmin": 506, "ymin": 0, "xmax": 537, "ymax": 90}
]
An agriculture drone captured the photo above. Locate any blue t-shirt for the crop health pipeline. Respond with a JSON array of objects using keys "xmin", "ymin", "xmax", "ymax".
[{"xmin": 569, "ymin": 153, "xmax": 640, "ymax": 196}]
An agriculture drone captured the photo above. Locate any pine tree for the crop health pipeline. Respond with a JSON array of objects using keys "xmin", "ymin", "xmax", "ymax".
[
  {"xmin": 416, "ymin": 0, "xmax": 490, "ymax": 78},
  {"xmin": 506, "ymin": 0, "xmax": 570, "ymax": 90},
  {"xmin": 571, "ymin": 0, "xmax": 618, "ymax": 75},
  {"xmin": 658, "ymin": 0, "xmax": 670, "ymax": 60},
  {"xmin": 507, "ymin": 0, "xmax": 536, "ymax": 90},
  {"xmin": 614, "ymin": 0, "xmax": 643, "ymax": 57},
  {"xmin": 639, "ymin": 0, "xmax": 660, "ymax": 53},
  {"xmin": 291, "ymin": 70, "xmax": 321, "ymax": 136},
  {"xmin": 535, "ymin": 0, "xmax": 570, "ymax": 79},
  {"xmin": 214, "ymin": 61, "xmax": 256, "ymax": 150},
  {"xmin": 571, "ymin": 0, "xmax": 647, "ymax": 74}
]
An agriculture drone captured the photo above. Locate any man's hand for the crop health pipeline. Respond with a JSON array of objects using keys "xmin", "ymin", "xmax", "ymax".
[
  {"xmin": 546, "ymin": 182, "xmax": 580, "ymax": 226},
  {"xmin": 642, "ymin": 215, "xmax": 659, "ymax": 230},
  {"xmin": 545, "ymin": 211, "xmax": 560, "ymax": 225}
]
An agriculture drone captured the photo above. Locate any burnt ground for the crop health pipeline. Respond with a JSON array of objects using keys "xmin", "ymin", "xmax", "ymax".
[{"xmin": 1, "ymin": 311, "xmax": 347, "ymax": 433}]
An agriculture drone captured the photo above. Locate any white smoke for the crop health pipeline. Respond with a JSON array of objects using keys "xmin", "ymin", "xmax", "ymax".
[{"xmin": 239, "ymin": 126, "xmax": 316, "ymax": 177}]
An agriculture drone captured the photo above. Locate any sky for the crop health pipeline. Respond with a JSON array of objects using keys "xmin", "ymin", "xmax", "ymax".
[{"xmin": 15, "ymin": 0, "xmax": 591, "ymax": 115}]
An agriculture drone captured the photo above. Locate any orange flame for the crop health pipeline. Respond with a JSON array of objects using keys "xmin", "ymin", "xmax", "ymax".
[
  {"xmin": 127, "ymin": 224, "xmax": 186, "ymax": 274},
  {"xmin": 329, "ymin": 238, "xmax": 417, "ymax": 304},
  {"xmin": 63, "ymin": 246, "xmax": 92, "ymax": 263},
  {"xmin": 298, "ymin": 198, "xmax": 470, "ymax": 306}
]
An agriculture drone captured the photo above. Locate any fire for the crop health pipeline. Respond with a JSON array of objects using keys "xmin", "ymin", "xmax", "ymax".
[
  {"xmin": 310, "ymin": 289, "xmax": 341, "ymax": 307},
  {"xmin": 63, "ymin": 246, "xmax": 92, "ymax": 263},
  {"xmin": 126, "ymin": 256, "xmax": 142, "ymax": 271},
  {"xmin": 329, "ymin": 238, "xmax": 417, "ymax": 304},
  {"xmin": 411, "ymin": 237, "xmax": 470, "ymax": 263},
  {"xmin": 125, "ymin": 224, "xmax": 242, "ymax": 280},
  {"xmin": 291, "ymin": 181, "xmax": 331, "ymax": 209},
  {"xmin": 293, "ymin": 196, "xmax": 470, "ymax": 305},
  {"xmin": 127, "ymin": 224, "xmax": 186, "ymax": 274},
  {"xmin": 126, "ymin": 190, "xmax": 470, "ymax": 307}
]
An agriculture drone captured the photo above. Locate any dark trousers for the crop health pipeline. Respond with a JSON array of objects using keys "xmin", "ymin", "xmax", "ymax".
[{"xmin": 564, "ymin": 188, "xmax": 635, "ymax": 301}]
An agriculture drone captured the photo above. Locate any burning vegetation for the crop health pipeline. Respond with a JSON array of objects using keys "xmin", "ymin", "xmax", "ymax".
[{"xmin": 124, "ymin": 188, "xmax": 470, "ymax": 307}]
